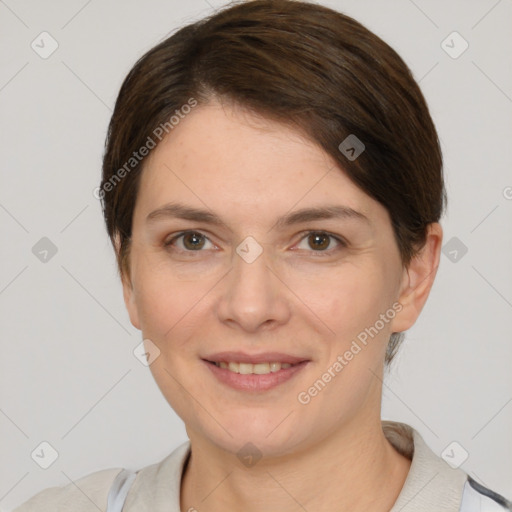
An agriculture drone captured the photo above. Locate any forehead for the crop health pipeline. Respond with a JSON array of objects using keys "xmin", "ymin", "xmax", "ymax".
[{"xmin": 134, "ymin": 101, "xmax": 385, "ymax": 227}]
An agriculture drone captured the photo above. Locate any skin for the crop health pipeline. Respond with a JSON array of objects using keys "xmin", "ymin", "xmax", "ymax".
[{"xmin": 119, "ymin": 98, "xmax": 443, "ymax": 512}]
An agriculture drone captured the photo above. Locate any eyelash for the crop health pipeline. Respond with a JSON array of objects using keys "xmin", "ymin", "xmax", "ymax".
[{"xmin": 164, "ymin": 230, "xmax": 347, "ymax": 256}]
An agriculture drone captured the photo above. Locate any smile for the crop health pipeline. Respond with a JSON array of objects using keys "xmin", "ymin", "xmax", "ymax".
[
  {"xmin": 203, "ymin": 359, "xmax": 309, "ymax": 392},
  {"xmin": 211, "ymin": 361, "xmax": 293, "ymax": 374}
]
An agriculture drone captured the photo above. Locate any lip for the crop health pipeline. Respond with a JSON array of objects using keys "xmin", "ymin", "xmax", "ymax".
[
  {"xmin": 203, "ymin": 351, "xmax": 309, "ymax": 365},
  {"xmin": 202, "ymin": 356, "xmax": 310, "ymax": 392}
]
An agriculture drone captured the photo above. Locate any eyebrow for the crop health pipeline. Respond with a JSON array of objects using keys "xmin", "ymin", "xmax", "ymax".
[{"xmin": 146, "ymin": 202, "xmax": 370, "ymax": 229}]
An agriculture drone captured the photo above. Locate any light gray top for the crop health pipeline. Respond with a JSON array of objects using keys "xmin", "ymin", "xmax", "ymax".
[{"xmin": 14, "ymin": 420, "xmax": 511, "ymax": 511}]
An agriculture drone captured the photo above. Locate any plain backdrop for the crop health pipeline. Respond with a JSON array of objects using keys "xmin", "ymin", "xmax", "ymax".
[{"xmin": 1, "ymin": 0, "xmax": 511, "ymax": 510}]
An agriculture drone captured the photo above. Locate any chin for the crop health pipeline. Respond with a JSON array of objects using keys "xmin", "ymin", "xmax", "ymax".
[{"xmin": 193, "ymin": 412, "xmax": 309, "ymax": 459}]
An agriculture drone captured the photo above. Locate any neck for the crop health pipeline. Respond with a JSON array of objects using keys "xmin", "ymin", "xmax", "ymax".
[{"xmin": 180, "ymin": 415, "xmax": 411, "ymax": 512}]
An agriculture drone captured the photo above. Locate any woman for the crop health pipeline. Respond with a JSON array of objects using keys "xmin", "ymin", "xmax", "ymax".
[{"xmin": 15, "ymin": 0, "xmax": 511, "ymax": 510}]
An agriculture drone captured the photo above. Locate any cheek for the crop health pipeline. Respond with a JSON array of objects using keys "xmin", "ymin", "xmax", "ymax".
[
  {"xmin": 132, "ymin": 262, "xmax": 220, "ymax": 358},
  {"xmin": 132, "ymin": 263, "xmax": 191, "ymax": 337},
  {"xmin": 296, "ymin": 267, "xmax": 396, "ymax": 419},
  {"xmin": 134, "ymin": 278, "xmax": 173, "ymax": 335},
  {"xmin": 293, "ymin": 261, "xmax": 395, "ymax": 339}
]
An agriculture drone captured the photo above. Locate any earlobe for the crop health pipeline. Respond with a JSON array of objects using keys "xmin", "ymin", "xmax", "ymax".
[{"xmin": 390, "ymin": 223, "xmax": 443, "ymax": 333}]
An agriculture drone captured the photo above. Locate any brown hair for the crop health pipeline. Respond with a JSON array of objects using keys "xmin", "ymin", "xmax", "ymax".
[{"xmin": 100, "ymin": 0, "xmax": 445, "ymax": 365}]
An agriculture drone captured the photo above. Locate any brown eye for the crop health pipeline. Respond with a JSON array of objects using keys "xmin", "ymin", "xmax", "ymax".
[
  {"xmin": 307, "ymin": 232, "xmax": 331, "ymax": 251},
  {"xmin": 181, "ymin": 232, "xmax": 206, "ymax": 250},
  {"xmin": 165, "ymin": 231, "xmax": 213, "ymax": 252},
  {"xmin": 294, "ymin": 231, "xmax": 345, "ymax": 254}
]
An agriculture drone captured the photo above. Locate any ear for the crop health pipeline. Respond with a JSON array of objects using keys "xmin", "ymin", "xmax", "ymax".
[
  {"xmin": 114, "ymin": 234, "xmax": 141, "ymax": 331},
  {"xmin": 390, "ymin": 223, "xmax": 443, "ymax": 333}
]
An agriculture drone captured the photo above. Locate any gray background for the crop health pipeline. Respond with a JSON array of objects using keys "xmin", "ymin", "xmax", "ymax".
[{"xmin": 1, "ymin": 0, "xmax": 511, "ymax": 509}]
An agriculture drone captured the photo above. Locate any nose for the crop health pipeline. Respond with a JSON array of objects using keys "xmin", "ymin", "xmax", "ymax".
[{"xmin": 215, "ymin": 239, "xmax": 291, "ymax": 333}]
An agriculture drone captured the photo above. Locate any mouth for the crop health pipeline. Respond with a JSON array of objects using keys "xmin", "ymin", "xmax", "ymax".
[
  {"xmin": 206, "ymin": 360, "xmax": 298, "ymax": 374},
  {"xmin": 202, "ymin": 352, "xmax": 310, "ymax": 392}
]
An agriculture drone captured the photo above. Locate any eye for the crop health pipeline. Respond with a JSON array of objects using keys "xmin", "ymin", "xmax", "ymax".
[
  {"xmin": 165, "ymin": 231, "xmax": 215, "ymax": 252},
  {"xmin": 164, "ymin": 230, "xmax": 345, "ymax": 255},
  {"xmin": 295, "ymin": 231, "xmax": 345, "ymax": 253}
]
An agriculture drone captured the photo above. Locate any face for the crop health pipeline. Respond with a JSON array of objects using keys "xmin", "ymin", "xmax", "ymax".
[{"xmin": 121, "ymin": 99, "xmax": 426, "ymax": 457}]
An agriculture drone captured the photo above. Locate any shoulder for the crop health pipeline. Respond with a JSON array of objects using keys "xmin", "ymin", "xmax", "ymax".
[
  {"xmin": 460, "ymin": 476, "xmax": 512, "ymax": 511},
  {"xmin": 382, "ymin": 421, "xmax": 512, "ymax": 512},
  {"xmin": 13, "ymin": 442, "xmax": 191, "ymax": 512},
  {"xmin": 13, "ymin": 467, "xmax": 124, "ymax": 512}
]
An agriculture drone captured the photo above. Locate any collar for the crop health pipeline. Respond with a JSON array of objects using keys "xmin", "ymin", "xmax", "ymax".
[
  {"xmin": 125, "ymin": 420, "xmax": 468, "ymax": 511},
  {"xmin": 384, "ymin": 421, "xmax": 468, "ymax": 511}
]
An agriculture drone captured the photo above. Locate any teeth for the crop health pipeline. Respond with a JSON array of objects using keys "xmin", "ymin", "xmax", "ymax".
[
  {"xmin": 213, "ymin": 361, "xmax": 294, "ymax": 374},
  {"xmin": 269, "ymin": 362, "xmax": 281, "ymax": 372},
  {"xmin": 239, "ymin": 363, "xmax": 252, "ymax": 375},
  {"xmin": 253, "ymin": 363, "xmax": 271, "ymax": 374}
]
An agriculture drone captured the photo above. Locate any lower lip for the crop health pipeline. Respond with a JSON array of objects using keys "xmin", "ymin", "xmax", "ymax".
[{"xmin": 203, "ymin": 360, "xmax": 309, "ymax": 392}]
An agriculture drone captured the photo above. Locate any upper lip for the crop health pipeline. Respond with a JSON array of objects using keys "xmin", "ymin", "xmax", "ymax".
[{"xmin": 203, "ymin": 351, "xmax": 309, "ymax": 365}]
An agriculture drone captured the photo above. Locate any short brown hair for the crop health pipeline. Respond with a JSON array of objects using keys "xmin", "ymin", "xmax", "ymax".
[{"xmin": 100, "ymin": 0, "xmax": 445, "ymax": 365}]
